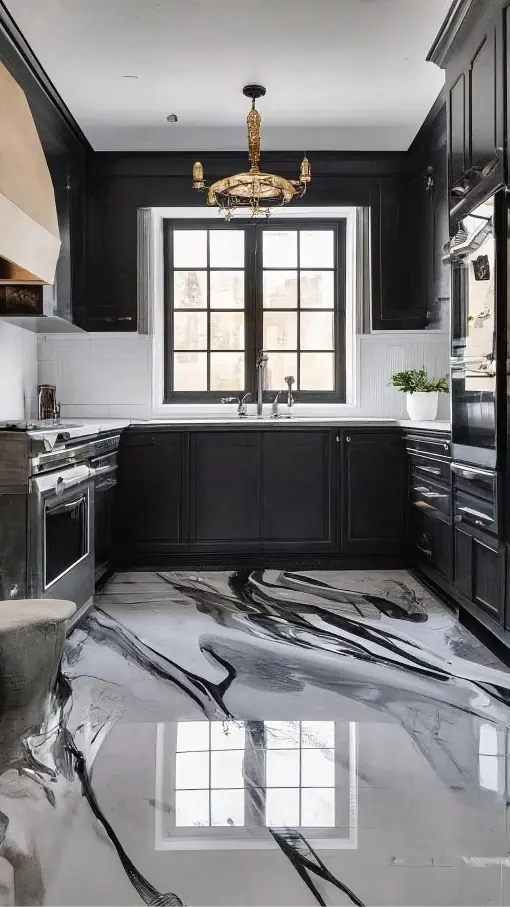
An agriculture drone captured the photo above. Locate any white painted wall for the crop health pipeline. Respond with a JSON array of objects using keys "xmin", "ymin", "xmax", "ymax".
[
  {"xmin": 0, "ymin": 322, "xmax": 38, "ymax": 421},
  {"xmin": 37, "ymin": 329, "xmax": 450, "ymax": 421}
]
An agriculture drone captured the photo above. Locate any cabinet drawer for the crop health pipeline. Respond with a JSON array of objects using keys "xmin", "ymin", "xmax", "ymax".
[
  {"xmin": 410, "ymin": 476, "xmax": 451, "ymax": 523},
  {"xmin": 410, "ymin": 453, "xmax": 451, "ymax": 486},
  {"xmin": 452, "ymin": 463, "xmax": 496, "ymax": 498},
  {"xmin": 453, "ymin": 489, "xmax": 497, "ymax": 536},
  {"xmin": 405, "ymin": 433, "xmax": 450, "ymax": 459}
]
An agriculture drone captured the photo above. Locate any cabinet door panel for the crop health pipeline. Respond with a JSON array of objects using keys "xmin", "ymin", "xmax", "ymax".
[
  {"xmin": 472, "ymin": 537, "xmax": 505, "ymax": 621},
  {"xmin": 449, "ymin": 73, "xmax": 467, "ymax": 188},
  {"xmin": 410, "ymin": 506, "xmax": 452, "ymax": 583},
  {"xmin": 454, "ymin": 526, "xmax": 505, "ymax": 623},
  {"xmin": 469, "ymin": 33, "xmax": 497, "ymax": 173},
  {"xmin": 116, "ymin": 431, "xmax": 183, "ymax": 550},
  {"xmin": 343, "ymin": 432, "xmax": 405, "ymax": 555},
  {"xmin": 262, "ymin": 431, "xmax": 333, "ymax": 548},
  {"xmin": 190, "ymin": 432, "xmax": 260, "ymax": 545},
  {"xmin": 454, "ymin": 527, "xmax": 473, "ymax": 599}
]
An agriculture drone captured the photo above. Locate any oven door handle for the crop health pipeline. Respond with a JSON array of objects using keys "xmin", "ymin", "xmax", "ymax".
[
  {"xmin": 91, "ymin": 463, "xmax": 117, "ymax": 478},
  {"xmin": 47, "ymin": 495, "xmax": 85, "ymax": 516},
  {"xmin": 96, "ymin": 477, "xmax": 117, "ymax": 492}
]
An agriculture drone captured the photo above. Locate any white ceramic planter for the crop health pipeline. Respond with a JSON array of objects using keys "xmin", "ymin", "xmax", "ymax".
[{"xmin": 406, "ymin": 391, "xmax": 439, "ymax": 422}]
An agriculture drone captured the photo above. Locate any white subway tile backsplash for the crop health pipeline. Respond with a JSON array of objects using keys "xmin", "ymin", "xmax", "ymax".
[
  {"xmin": 107, "ymin": 403, "xmax": 152, "ymax": 419},
  {"xmin": 37, "ymin": 328, "xmax": 449, "ymax": 421},
  {"xmin": 88, "ymin": 358, "xmax": 151, "ymax": 404},
  {"xmin": 39, "ymin": 359, "xmax": 63, "ymax": 389},
  {"xmin": 38, "ymin": 337, "xmax": 92, "ymax": 362},
  {"xmin": 61, "ymin": 358, "xmax": 92, "ymax": 405},
  {"xmin": 59, "ymin": 403, "xmax": 112, "ymax": 419},
  {"xmin": 91, "ymin": 336, "xmax": 151, "ymax": 360}
]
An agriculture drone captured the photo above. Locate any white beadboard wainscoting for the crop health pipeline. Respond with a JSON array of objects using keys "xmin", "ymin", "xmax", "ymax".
[
  {"xmin": 37, "ymin": 330, "xmax": 450, "ymax": 420},
  {"xmin": 0, "ymin": 322, "xmax": 38, "ymax": 421}
]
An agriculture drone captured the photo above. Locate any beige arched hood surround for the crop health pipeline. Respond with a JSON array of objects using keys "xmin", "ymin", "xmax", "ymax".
[{"xmin": 0, "ymin": 60, "xmax": 60, "ymax": 284}]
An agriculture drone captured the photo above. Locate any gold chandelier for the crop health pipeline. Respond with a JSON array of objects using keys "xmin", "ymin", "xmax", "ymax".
[{"xmin": 192, "ymin": 85, "xmax": 311, "ymax": 220}]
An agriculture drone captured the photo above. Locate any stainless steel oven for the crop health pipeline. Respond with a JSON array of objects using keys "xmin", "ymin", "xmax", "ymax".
[
  {"xmin": 29, "ymin": 463, "xmax": 94, "ymax": 606},
  {"xmin": 450, "ymin": 188, "xmax": 507, "ymax": 468}
]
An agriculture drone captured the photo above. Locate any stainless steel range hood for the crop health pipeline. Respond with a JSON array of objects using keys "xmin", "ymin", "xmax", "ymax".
[{"xmin": 0, "ymin": 60, "xmax": 60, "ymax": 286}]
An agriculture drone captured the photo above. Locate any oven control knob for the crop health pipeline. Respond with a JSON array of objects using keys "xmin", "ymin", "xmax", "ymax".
[{"xmin": 55, "ymin": 476, "xmax": 65, "ymax": 497}]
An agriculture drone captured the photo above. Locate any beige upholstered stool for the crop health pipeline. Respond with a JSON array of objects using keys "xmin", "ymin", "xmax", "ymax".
[{"xmin": 0, "ymin": 599, "xmax": 76, "ymax": 760}]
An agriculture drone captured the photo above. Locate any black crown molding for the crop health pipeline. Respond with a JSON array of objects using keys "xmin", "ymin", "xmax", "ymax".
[
  {"xmin": 0, "ymin": 0, "xmax": 91, "ymax": 152},
  {"xmin": 427, "ymin": 0, "xmax": 477, "ymax": 66}
]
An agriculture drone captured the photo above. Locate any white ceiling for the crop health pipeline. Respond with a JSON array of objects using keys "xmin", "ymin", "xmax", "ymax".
[{"xmin": 4, "ymin": 0, "xmax": 450, "ymax": 152}]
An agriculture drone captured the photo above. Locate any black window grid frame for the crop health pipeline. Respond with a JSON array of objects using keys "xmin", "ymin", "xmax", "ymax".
[{"xmin": 163, "ymin": 218, "xmax": 347, "ymax": 403}]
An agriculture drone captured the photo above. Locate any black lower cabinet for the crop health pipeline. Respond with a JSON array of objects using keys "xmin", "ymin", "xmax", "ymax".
[
  {"xmin": 95, "ymin": 478, "xmax": 115, "ymax": 572},
  {"xmin": 342, "ymin": 431, "xmax": 406, "ymax": 555},
  {"xmin": 116, "ymin": 430, "xmax": 185, "ymax": 554},
  {"xmin": 189, "ymin": 432, "xmax": 261, "ymax": 546},
  {"xmin": 454, "ymin": 526, "xmax": 506, "ymax": 625},
  {"xmin": 409, "ymin": 507, "xmax": 453, "ymax": 583},
  {"xmin": 114, "ymin": 426, "xmax": 409, "ymax": 567},
  {"xmin": 261, "ymin": 431, "xmax": 334, "ymax": 551}
]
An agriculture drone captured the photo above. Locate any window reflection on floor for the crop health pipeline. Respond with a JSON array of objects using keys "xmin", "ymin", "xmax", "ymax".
[
  {"xmin": 172, "ymin": 720, "xmax": 337, "ymax": 829},
  {"xmin": 478, "ymin": 723, "xmax": 504, "ymax": 794}
]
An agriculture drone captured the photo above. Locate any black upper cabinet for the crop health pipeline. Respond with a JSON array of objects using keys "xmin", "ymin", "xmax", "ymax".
[
  {"xmin": 189, "ymin": 432, "xmax": 261, "ymax": 546},
  {"xmin": 261, "ymin": 431, "xmax": 335, "ymax": 551},
  {"xmin": 442, "ymin": 9, "xmax": 504, "ymax": 211},
  {"xmin": 469, "ymin": 31, "xmax": 499, "ymax": 176},
  {"xmin": 342, "ymin": 431, "xmax": 406, "ymax": 556},
  {"xmin": 86, "ymin": 152, "xmax": 423, "ymax": 332},
  {"xmin": 404, "ymin": 101, "xmax": 449, "ymax": 329},
  {"xmin": 115, "ymin": 430, "xmax": 185, "ymax": 553}
]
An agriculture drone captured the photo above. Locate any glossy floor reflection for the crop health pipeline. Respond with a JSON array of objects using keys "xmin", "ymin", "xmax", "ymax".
[{"xmin": 2, "ymin": 569, "xmax": 510, "ymax": 906}]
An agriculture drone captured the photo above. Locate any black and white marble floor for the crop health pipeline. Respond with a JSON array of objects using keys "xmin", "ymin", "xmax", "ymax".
[{"xmin": 2, "ymin": 569, "xmax": 510, "ymax": 906}]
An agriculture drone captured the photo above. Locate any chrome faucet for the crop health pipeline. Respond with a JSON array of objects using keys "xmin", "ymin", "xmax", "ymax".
[
  {"xmin": 256, "ymin": 351, "xmax": 269, "ymax": 416},
  {"xmin": 284, "ymin": 375, "xmax": 295, "ymax": 417},
  {"xmin": 221, "ymin": 393, "xmax": 251, "ymax": 417},
  {"xmin": 271, "ymin": 391, "xmax": 281, "ymax": 419}
]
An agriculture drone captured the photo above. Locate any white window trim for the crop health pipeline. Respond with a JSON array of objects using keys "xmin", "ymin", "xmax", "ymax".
[
  {"xmin": 154, "ymin": 720, "xmax": 358, "ymax": 851},
  {"xmin": 147, "ymin": 206, "xmax": 358, "ymax": 419}
]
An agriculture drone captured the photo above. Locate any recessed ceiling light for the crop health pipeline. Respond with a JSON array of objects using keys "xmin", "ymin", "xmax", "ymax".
[{"xmin": 166, "ymin": 113, "xmax": 178, "ymax": 123}]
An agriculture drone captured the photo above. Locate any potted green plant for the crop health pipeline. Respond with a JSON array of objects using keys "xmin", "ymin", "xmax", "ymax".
[{"xmin": 389, "ymin": 367, "xmax": 449, "ymax": 421}]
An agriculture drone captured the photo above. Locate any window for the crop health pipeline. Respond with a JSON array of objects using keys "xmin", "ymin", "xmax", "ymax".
[
  {"xmin": 164, "ymin": 220, "xmax": 346, "ymax": 402},
  {"xmin": 155, "ymin": 720, "xmax": 358, "ymax": 849},
  {"xmin": 171, "ymin": 720, "xmax": 336, "ymax": 831},
  {"xmin": 478, "ymin": 723, "xmax": 503, "ymax": 794}
]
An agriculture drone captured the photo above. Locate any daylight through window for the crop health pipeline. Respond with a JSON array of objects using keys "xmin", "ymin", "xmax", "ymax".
[{"xmin": 164, "ymin": 221, "xmax": 346, "ymax": 402}]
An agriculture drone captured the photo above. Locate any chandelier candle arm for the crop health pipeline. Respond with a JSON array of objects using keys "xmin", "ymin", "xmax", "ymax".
[
  {"xmin": 192, "ymin": 161, "xmax": 204, "ymax": 190},
  {"xmin": 247, "ymin": 101, "xmax": 261, "ymax": 173},
  {"xmin": 192, "ymin": 85, "xmax": 311, "ymax": 218}
]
